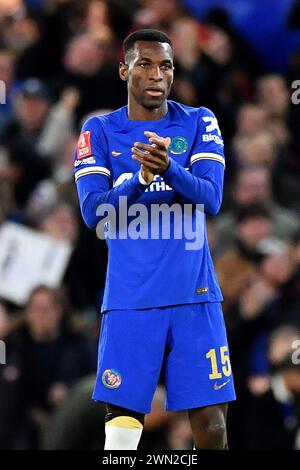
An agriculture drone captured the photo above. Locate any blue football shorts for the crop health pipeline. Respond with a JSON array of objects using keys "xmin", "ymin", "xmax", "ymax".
[{"xmin": 92, "ymin": 302, "xmax": 236, "ymax": 413}]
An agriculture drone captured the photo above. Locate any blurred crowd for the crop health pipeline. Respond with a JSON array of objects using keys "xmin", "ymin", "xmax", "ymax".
[{"xmin": 0, "ymin": 0, "xmax": 300, "ymax": 450}]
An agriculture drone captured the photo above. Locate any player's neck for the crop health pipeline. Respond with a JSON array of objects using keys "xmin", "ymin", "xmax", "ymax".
[{"xmin": 127, "ymin": 99, "xmax": 168, "ymax": 121}]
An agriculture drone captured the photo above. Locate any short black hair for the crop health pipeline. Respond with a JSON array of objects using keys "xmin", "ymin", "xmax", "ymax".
[{"xmin": 123, "ymin": 29, "xmax": 173, "ymax": 63}]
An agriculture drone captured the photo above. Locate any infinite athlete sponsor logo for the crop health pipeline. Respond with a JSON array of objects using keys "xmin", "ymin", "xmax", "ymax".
[
  {"xmin": 214, "ymin": 379, "xmax": 230, "ymax": 391},
  {"xmin": 74, "ymin": 156, "xmax": 96, "ymax": 167},
  {"xmin": 102, "ymin": 369, "xmax": 122, "ymax": 389},
  {"xmin": 113, "ymin": 172, "xmax": 188, "ymax": 193}
]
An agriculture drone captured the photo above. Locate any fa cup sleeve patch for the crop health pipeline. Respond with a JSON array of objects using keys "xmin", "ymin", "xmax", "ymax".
[{"xmin": 77, "ymin": 131, "xmax": 92, "ymax": 159}]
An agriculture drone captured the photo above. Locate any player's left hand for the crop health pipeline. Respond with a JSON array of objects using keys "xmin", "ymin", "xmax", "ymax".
[{"xmin": 131, "ymin": 131, "xmax": 170, "ymax": 174}]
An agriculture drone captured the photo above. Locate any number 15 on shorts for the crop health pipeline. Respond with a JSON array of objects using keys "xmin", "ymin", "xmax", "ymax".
[{"xmin": 206, "ymin": 346, "xmax": 232, "ymax": 380}]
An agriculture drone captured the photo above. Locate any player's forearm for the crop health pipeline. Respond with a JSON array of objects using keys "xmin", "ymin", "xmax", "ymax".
[
  {"xmin": 78, "ymin": 171, "xmax": 149, "ymax": 229},
  {"xmin": 162, "ymin": 158, "xmax": 223, "ymax": 216}
]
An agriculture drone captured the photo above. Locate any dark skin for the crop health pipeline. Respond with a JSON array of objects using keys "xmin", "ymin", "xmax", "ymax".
[
  {"xmin": 119, "ymin": 41, "xmax": 172, "ymax": 183},
  {"xmin": 114, "ymin": 40, "xmax": 229, "ymax": 450}
]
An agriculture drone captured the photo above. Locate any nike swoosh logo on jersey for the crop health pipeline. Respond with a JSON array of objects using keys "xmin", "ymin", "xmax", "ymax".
[
  {"xmin": 214, "ymin": 379, "xmax": 230, "ymax": 391},
  {"xmin": 112, "ymin": 151, "xmax": 122, "ymax": 157}
]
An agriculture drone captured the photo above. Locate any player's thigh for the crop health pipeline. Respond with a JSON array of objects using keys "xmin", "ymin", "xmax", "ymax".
[
  {"xmin": 93, "ymin": 308, "xmax": 169, "ymax": 413},
  {"xmin": 165, "ymin": 303, "xmax": 236, "ymax": 411},
  {"xmin": 188, "ymin": 402, "xmax": 228, "ymax": 430}
]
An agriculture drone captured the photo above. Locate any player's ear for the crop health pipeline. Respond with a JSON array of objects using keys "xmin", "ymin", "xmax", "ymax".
[{"xmin": 119, "ymin": 62, "xmax": 129, "ymax": 82}]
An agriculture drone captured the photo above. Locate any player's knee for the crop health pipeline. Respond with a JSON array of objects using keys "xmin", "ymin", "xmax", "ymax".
[
  {"xmin": 105, "ymin": 403, "xmax": 145, "ymax": 427},
  {"xmin": 190, "ymin": 404, "xmax": 228, "ymax": 449},
  {"xmin": 205, "ymin": 421, "xmax": 226, "ymax": 440},
  {"xmin": 201, "ymin": 421, "xmax": 227, "ymax": 449}
]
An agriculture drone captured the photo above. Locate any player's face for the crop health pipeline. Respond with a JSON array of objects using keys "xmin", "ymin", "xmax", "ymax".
[{"xmin": 121, "ymin": 41, "xmax": 174, "ymax": 110}]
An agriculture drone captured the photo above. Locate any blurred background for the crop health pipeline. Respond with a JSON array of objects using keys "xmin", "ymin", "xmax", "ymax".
[{"xmin": 0, "ymin": 0, "xmax": 300, "ymax": 450}]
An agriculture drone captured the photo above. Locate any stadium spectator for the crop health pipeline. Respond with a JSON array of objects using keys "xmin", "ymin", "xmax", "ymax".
[
  {"xmin": 133, "ymin": 0, "xmax": 183, "ymax": 30},
  {"xmin": 0, "ymin": 48, "xmax": 17, "ymax": 131},
  {"xmin": 36, "ymin": 203, "xmax": 78, "ymax": 242},
  {"xmin": 255, "ymin": 74, "xmax": 300, "ymax": 209},
  {"xmin": 0, "ymin": 285, "xmax": 93, "ymax": 448},
  {"xmin": 168, "ymin": 16, "xmax": 205, "ymax": 107},
  {"xmin": 57, "ymin": 32, "xmax": 126, "ymax": 120},
  {"xmin": 0, "ymin": 0, "xmax": 299, "ymax": 450},
  {"xmin": 256, "ymin": 75, "xmax": 290, "ymax": 120},
  {"xmin": 216, "ymin": 204, "xmax": 273, "ymax": 314},
  {"xmin": 41, "ymin": 375, "xmax": 106, "ymax": 450},
  {"xmin": 216, "ymin": 166, "xmax": 300, "ymax": 248},
  {"xmin": 235, "ymin": 103, "xmax": 269, "ymax": 138},
  {"xmin": 0, "ymin": 78, "xmax": 80, "ymax": 206},
  {"xmin": 0, "ymin": 302, "xmax": 10, "ymax": 339},
  {"xmin": 234, "ymin": 131, "xmax": 277, "ymax": 167},
  {"xmin": 0, "ymin": 160, "xmax": 19, "ymax": 223},
  {"xmin": 245, "ymin": 325, "xmax": 300, "ymax": 449}
]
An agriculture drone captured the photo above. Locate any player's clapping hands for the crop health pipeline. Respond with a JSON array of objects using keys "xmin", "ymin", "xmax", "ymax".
[{"xmin": 132, "ymin": 131, "xmax": 170, "ymax": 182}]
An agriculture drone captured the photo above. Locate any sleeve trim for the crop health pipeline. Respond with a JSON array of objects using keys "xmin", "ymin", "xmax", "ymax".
[
  {"xmin": 190, "ymin": 152, "xmax": 225, "ymax": 167},
  {"xmin": 75, "ymin": 166, "xmax": 111, "ymax": 182}
]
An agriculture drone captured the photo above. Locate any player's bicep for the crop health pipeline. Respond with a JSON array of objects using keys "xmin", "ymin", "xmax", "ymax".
[{"xmin": 189, "ymin": 106, "xmax": 225, "ymax": 197}]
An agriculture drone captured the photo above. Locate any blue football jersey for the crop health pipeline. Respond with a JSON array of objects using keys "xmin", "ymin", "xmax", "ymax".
[{"xmin": 74, "ymin": 101, "xmax": 225, "ymax": 312}]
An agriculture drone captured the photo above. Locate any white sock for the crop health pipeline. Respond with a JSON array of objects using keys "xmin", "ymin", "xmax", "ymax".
[{"xmin": 104, "ymin": 416, "xmax": 143, "ymax": 450}]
